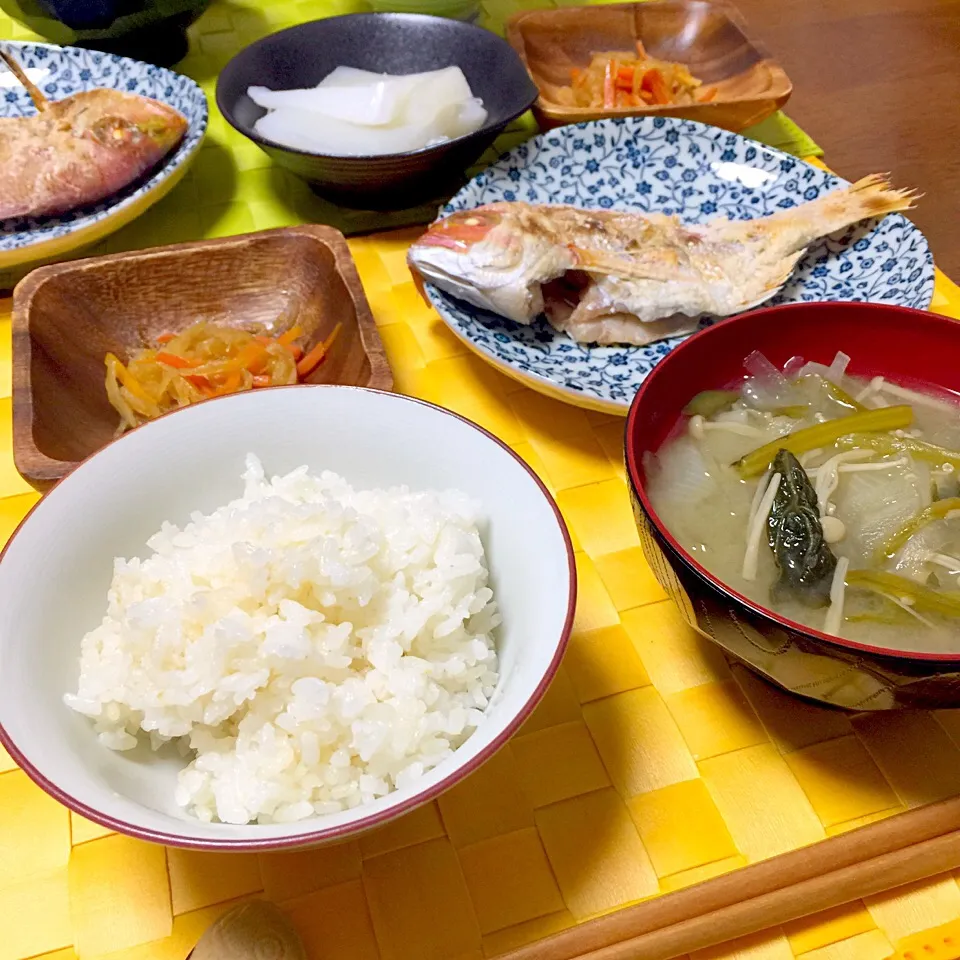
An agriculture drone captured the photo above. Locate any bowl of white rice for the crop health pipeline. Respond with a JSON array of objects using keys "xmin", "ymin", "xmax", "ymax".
[{"xmin": 0, "ymin": 385, "xmax": 574, "ymax": 849}]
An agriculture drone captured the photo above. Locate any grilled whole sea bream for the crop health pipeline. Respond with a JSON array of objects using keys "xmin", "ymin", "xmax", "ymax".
[{"xmin": 408, "ymin": 175, "xmax": 917, "ymax": 346}]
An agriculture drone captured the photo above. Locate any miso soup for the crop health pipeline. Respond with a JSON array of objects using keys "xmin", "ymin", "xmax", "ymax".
[{"xmin": 646, "ymin": 351, "xmax": 960, "ymax": 654}]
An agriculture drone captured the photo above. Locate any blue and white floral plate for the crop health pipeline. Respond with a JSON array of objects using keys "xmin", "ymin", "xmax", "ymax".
[
  {"xmin": 0, "ymin": 42, "xmax": 207, "ymax": 278},
  {"xmin": 425, "ymin": 116, "xmax": 934, "ymax": 415}
]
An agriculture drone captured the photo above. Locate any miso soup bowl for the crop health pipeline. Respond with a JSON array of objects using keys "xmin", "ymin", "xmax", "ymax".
[{"xmin": 625, "ymin": 301, "xmax": 960, "ymax": 711}]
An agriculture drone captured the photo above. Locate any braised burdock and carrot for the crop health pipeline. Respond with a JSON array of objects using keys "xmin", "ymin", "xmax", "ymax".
[{"xmin": 105, "ymin": 321, "xmax": 343, "ymax": 433}]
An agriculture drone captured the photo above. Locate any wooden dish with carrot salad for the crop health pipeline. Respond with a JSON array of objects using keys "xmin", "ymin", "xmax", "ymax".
[
  {"xmin": 105, "ymin": 319, "xmax": 342, "ymax": 434},
  {"xmin": 557, "ymin": 42, "xmax": 715, "ymax": 110}
]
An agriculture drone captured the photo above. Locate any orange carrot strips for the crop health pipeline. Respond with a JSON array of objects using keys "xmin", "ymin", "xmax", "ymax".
[
  {"xmin": 277, "ymin": 325, "xmax": 303, "ymax": 346},
  {"xmin": 297, "ymin": 323, "xmax": 342, "ymax": 379},
  {"xmin": 156, "ymin": 351, "xmax": 203, "ymax": 369},
  {"xmin": 642, "ymin": 68, "xmax": 671, "ymax": 105}
]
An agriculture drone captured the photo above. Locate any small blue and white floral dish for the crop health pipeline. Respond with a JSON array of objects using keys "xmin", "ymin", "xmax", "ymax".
[
  {"xmin": 0, "ymin": 41, "xmax": 207, "ymax": 280},
  {"xmin": 424, "ymin": 116, "xmax": 934, "ymax": 415}
]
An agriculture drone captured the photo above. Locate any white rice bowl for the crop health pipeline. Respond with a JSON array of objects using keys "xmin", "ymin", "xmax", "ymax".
[
  {"xmin": 0, "ymin": 386, "xmax": 574, "ymax": 849},
  {"xmin": 66, "ymin": 455, "xmax": 501, "ymax": 826}
]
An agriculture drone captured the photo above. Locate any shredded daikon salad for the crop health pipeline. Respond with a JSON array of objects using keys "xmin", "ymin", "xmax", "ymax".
[
  {"xmin": 105, "ymin": 319, "xmax": 341, "ymax": 434},
  {"xmin": 646, "ymin": 350, "xmax": 960, "ymax": 654},
  {"xmin": 556, "ymin": 41, "xmax": 715, "ymax": 110}
]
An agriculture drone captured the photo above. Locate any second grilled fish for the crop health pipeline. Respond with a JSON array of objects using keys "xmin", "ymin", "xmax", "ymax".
[{"xmin": 0, "ymin": 49, "xmax": 188, "ymax": 221}]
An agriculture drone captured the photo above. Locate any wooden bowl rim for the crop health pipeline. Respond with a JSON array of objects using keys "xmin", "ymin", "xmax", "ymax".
[{"xmin": 11, "ymin": 225, "xmax": 393, "ymax": 490}]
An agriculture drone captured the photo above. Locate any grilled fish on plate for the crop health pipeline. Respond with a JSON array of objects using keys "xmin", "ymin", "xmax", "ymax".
[
  {"xmin": 0, "ymin": 49, "xmax": 187, "ymax": 221},
  {"xmin": 408, "ymin": 175, "xmax": 917, "ymax": 347}
]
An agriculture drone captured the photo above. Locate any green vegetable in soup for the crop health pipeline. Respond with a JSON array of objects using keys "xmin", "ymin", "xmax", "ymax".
[
  {"xmin": 735, "ymin": 405, "xmax": 914, "ymax": 477},
  {"xmin": 836, "ymin": 433, "xmax": 960, "ymax": 472},
  {"xmin": 846, "ymin": 569, "xmax": 960, "ymax": 620},
  {"xmin": 683, "ymin": 390, "xmax": 741, "ymax": 418},
  {"xmin": 876, "ymin": 497, "xmax": 960, "ymax": 559},
  {"xmin": 766, "ymin": 449, "xmax": 838, "ymax": 607}
]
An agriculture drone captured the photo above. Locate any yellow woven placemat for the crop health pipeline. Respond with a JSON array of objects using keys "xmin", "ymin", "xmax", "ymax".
[{"xmin": 2, "ymin": 0, "xmax": 960, "ymax": 956}]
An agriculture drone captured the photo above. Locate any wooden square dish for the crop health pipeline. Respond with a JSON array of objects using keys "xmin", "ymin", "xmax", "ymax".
[
  {"xmin": 12, "ymin": 225, "xmax": 392, "ymax": 491},
  {"xmin": 506, "ymin": 0, "xmax": 792, "ymax": 132}
]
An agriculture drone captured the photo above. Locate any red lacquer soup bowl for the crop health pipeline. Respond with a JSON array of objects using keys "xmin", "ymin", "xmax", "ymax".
[{"xmin": 625, "ymin": 301, "xmax": 960, "ymax": 711}]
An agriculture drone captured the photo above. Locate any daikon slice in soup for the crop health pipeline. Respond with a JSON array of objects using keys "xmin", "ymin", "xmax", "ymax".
[{"xmin": 646, "ymin": 351, "xmax": 960, "ymax": 654}]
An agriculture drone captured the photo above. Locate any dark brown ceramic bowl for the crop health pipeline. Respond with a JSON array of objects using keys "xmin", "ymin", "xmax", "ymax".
[
  {"xmin": 625, "ymin": 301, "xmax": 960, "ymax": 711},
  {"xmin": 215, "ymin": 14, "xmax": 539, "ymax": 210}
]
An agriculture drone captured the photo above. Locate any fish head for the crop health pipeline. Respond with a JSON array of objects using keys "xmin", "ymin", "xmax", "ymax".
[
  {"xmin": 82, "ymin": 90, "xmax": 188, "ymax": 157},
  {"xmin": 413, "ymin": 207, "xmax": 506, "ymax": 253},
  {"xmin": 407, "ymin": 204, "xmax": 566, "ymax": 324}
]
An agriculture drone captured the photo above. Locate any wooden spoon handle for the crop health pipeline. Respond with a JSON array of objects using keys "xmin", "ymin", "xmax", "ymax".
[{"xmin": 187, "ymin": 901, "xmax": 306, "ymax": 960}]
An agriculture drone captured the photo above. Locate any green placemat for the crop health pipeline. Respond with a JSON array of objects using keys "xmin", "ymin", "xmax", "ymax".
[{"xmin": 0, "ymin": 0, "xmax": 823, "ymax": 251}]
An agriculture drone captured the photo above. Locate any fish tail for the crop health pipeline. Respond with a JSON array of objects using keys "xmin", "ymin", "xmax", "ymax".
[
  {"xmin": 721, "ymin": 174, "xmax": 919, "ymax": 255},
  {"xmin": 789, "ymin": 174, "xmax": 918, "ymax": 239}
]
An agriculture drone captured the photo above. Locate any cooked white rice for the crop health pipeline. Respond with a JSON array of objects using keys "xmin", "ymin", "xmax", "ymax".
[{"xmin": 65, "ymin": 454, "xmax": 500, "ymax": 825}]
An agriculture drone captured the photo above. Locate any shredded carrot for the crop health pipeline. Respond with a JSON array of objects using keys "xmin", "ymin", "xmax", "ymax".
[
  {"xmin": 297, "ymin": 323, "xmax": 343, "ymax": 379},
  {"xmin": 216, "ymin": 371, "xmax": 243, "ymax": 396},
  {"xmin": 697, "ymin": 85, "xmax": 718, "ymax": 103},
  {"xmin": 229, "ymin": 342, "xmax": 269, "ymax": 375},
  {"xmin": 105, "ymin": 318, "xmax": 340, "ymax": 433},
  {"xmin": 278, "ymin": 325, "xmax": 303, "ymax": 346},
  {"xmin": 562, "ymin": 47, "xmax": 704, "ymax": 111},
  {"xmin": 156, "ymin": 351, "xmax": 203, "ymax": 369},
  {"xmin": 642, "ymin": 68, "xmax": 671, "ymax": 105}
]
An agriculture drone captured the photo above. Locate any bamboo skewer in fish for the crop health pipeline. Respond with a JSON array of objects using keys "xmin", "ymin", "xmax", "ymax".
[
  {"xmin": 0, "ymin": 47, "xmax": 188, "ymax": 220},
  {"xmin": 0, "ymin": 49, "xmax": 48, "ymax": 113}
]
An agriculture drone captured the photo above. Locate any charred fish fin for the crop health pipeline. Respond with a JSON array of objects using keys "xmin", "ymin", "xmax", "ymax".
[
  {"xmin": 0, "ymin": 48, "xmax": 49, "ymax": 112},
  {"xmin": 766, "ymin": 448, "xmax": 838, "ymax": 608}
]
